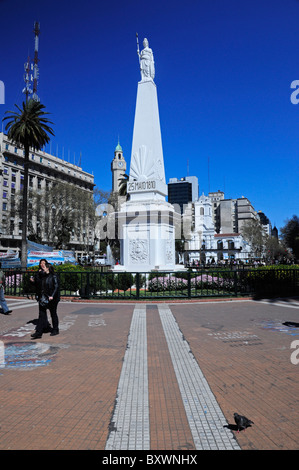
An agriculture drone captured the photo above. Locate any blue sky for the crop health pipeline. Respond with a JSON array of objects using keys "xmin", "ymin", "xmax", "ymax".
[{"xmin": 0, "ymin": 0, "xmax": 298, "ymax": 233}]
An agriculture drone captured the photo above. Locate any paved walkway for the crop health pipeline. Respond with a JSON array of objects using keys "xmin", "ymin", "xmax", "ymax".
[{"xmin": 0, "ymin": 297, "xmax": 298, "ymax": 451}]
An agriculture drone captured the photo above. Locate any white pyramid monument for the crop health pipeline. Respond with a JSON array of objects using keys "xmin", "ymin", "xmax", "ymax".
[{"xmin": 114, "ymin": 36, "xmax": 181, "ymax": 272}]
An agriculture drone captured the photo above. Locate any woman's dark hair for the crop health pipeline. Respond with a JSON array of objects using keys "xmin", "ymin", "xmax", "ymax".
[
  {"xmin": 38, "ymin": 258, "xmax": 48, "ymax": 269},
  {"xmin": 48, "ymin": 264, "xmax": 55, "ymax": 274},
  {"xmin": 38, "ymin": 258, "xmax": 55, "ymax": 273}
]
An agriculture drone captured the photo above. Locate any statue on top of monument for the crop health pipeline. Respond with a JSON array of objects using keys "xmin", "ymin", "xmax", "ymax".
[{"xmin": 136, "ymin": 34, "xmax": 155, "ymax": 82}]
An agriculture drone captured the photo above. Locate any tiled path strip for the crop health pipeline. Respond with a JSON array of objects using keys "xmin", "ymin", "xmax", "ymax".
[
  {"xmin": 158, "ymin": 305, "xmax": 240, "ymax": 450},
  {"xmin": 106, "ymin": 303, "xmax": 239, "ymax": 450},
  {"xmin": 105, "ymin": 305, "xmax": 150, "ymax": 450},
  {"xmin": 146, "ymin": 306, "xmax": 195, "ymax": 450}
]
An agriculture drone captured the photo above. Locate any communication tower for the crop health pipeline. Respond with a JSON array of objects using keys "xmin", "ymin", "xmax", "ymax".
[
  {"xmin": 22, "ymin": 55, "xmax": 33, "ymax": 102},
  {"xmin": 32, "ymin": 21, "xmax": 40, "ymax": 101},
  {"xmin": 22, "ymin": 21, "xmax": 40, "ymax": 102}
]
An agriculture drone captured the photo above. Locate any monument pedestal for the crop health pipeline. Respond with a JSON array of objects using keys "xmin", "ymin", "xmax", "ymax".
[{"xmin": 113, "ymin": 198, "xmax": 182, "ymax": 272}]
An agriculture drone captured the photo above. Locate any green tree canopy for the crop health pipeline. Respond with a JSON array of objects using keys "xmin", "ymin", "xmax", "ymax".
[
  {"xmin": 280, "ymin": 215, "xmax": 299, "ymax": 260},
  {"xmin": 241, "ymin": 219, "xmax": 266, "ymax": 258}
]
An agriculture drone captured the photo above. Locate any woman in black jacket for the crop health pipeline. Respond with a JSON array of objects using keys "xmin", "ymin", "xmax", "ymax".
[{"xmin": 31, "ymin": 259, "xmax": 60, "ymax": 339}]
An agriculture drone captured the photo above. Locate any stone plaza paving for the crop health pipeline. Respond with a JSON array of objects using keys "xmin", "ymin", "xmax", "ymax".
[{"xmin": 0, "ymin": 296, "xmax": 298, "ymax": 451}]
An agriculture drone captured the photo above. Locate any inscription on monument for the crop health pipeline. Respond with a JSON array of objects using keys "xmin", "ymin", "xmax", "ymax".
[{"xmin": 128, "ymin": 180, "xmax": 156, "ymax": 192}]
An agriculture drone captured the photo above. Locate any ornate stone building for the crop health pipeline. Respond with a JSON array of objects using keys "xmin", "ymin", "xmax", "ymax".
[
  {"xmin": 0, "ymin": 132, "xmax": 94, "ymax": 258},
  {"xmin": 183, "ymin": 193, "xmax": 253, "ymax": 264}
]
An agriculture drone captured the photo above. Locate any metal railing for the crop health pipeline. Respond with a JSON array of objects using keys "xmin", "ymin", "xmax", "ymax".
[{"xmin": 3, "ymin": 268, "xmax": 299, "ymax": 300}]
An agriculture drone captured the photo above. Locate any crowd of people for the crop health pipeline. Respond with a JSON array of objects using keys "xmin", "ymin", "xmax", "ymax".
[
  {"xmin": 0, "ymin": 258, "xmax": 60, "ymax": 340},
  {"xmin": 186, "ymin": 257, "xmax": 297, "ymax": 269}
]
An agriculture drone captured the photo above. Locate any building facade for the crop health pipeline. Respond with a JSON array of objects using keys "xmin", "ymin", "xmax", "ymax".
[
  {"xmin": 208, "ymin": 191, "xmax": 258, "ymax": 235},
  {"xmin": 183, "ymin": 193, "xmax": 255, "ymax": 264},
  {"xmin": 168, "ymin": 176, "xmax": 199, "ymax": 213},
  {"xmin": 257, "ymin": 210, "xmax": 272, "ymax": 236},
  {"xmin": 0, "ymin": 132, "xmax": 94, "ymax": 258}
]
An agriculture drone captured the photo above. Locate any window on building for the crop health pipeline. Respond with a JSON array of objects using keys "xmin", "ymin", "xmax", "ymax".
[
  {"xmin": 3, "ymin": 191, "xmax": 7, "ymax": 198},
  {"xmin": 2, "ymin": 202, "xmax": 7, "ymax": 211},
  {"xmin": 2, "ymin": 216, "xmax": 7, "ymax": 232},
  {"xmin": 3, "ymin": 167, "xmax": 8, "ymax": 175},
  {"xmin": 3, "ymin": 180, "xmax": 8, "ymax": 187}
]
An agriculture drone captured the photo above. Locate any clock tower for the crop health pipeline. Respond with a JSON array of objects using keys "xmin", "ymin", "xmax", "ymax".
[{"xmin": 111, "ymin": 141, "xmax": 127, "ymax": 193}]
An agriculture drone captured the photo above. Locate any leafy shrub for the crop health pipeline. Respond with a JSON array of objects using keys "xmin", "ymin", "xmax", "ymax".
[
  {"xmin": 148, "ymin": 276, "xmax": 188, "ymax": 292},
  {"xmin": 243, "ymin": 268, "xmax": 299, "ymax": 298},
  {"xmin": 111, "ymin": 272, "xmax": 134, "ymax": 292}
]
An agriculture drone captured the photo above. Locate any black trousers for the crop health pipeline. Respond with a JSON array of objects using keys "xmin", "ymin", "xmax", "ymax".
[{"xmin": 36, "ymin": 301, "xmax": 59, "ymax": 336}]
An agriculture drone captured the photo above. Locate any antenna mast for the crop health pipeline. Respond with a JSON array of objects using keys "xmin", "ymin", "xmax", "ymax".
[
  {"xmin": 32, "ymin": 21, "xmax": 40, "ymax": 102},
  {"xmin": 22, "ymin": 21, "xmax": 40, "ymax": 102},
  {"xmin": 22, "ymin": 55, "xmax": 33, "ymax": 102}
]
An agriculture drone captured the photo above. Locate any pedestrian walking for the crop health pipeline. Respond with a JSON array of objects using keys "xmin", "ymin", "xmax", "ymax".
[
  {"xmin": 31, "ymin": 259, "xmax": 60, "ymax": 340},
  {"xmin": 0, "ymin": 262, "xmax": 12, "ymax": 315}
]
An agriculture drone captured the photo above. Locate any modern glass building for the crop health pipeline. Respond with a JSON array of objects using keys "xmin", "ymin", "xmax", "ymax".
[{"xmin": 167, "ymin": 176, "xmax": 199, "ymax": 213}]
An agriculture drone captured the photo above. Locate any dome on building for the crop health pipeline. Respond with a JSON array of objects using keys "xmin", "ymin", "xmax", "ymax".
[{"xmin": 115, "ymin": 141, "xmax": 122, "ymax": 152}]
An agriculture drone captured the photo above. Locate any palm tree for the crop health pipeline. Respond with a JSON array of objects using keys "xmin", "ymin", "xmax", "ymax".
[
  {"xmin": 3, "ymin": 99, "xmax": 54, "ymax": 268},
  {"xmin": 118, "ymin": 173, "xmax": 129, "ymax": 197}
]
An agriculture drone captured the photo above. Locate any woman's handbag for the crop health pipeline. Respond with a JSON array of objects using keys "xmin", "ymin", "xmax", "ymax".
[{"xmin": 39, "ymin": 293, "xmax": 49, "ymax": 308}]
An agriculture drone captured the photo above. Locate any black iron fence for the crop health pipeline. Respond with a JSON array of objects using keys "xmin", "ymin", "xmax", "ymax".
[{"xmin": 3, "ymin": 268, "xmax": 299, "ymax": 300}]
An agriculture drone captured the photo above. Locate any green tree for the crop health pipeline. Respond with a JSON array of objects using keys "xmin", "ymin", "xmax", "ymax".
[
  {"xmin": 35, "ymin": 181, "xmax": 95, "ymax": 250},
  {"xmin": 3, "ymin": 99, "xmax": 54, "ymax": 267},
  {"xmin": 241, "ymin": 219, "xmax": 266, "ymax": 258},
  {"xmin": 93, "ymin": 187, "xmax": 111, "ymax": 206},
  {"xmin": 118, "ymin": 173, "xmax": 129, "ymax": 197},
  {"xmin": 264, "ymin": 236, "xmax": 286, "ymax": 263},
  {"xmin": 280, "ymin": 215, "xmax": 299, "ymax": 261}
]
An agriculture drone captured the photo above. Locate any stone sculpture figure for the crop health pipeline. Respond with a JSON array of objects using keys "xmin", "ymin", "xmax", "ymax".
[{"xmin": 137, "ymin": 37, "xmax": 155, "ymax": 82}]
